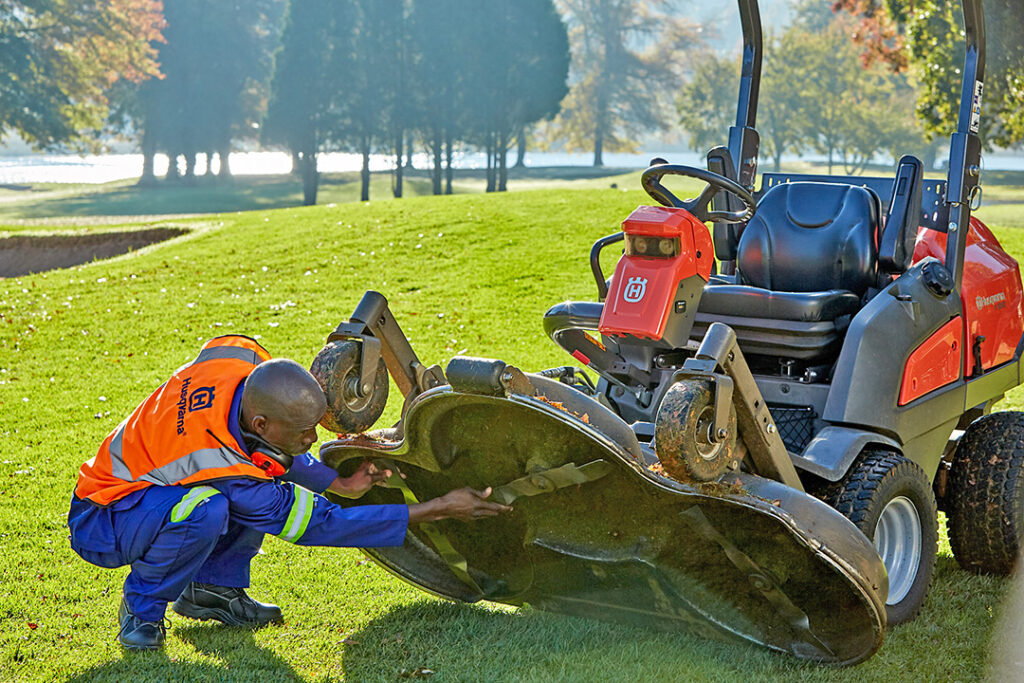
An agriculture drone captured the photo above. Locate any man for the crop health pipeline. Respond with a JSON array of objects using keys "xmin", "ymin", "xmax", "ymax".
[{"xmin": 68, "ymin": 334, "xmax": 511, "ymax": 650}]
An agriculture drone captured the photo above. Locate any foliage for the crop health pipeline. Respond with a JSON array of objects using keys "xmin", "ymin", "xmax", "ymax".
[
  {"xmin": 113, "ymin": 1, "xmax": 285, "ymax": 182},
  {"xmin": 553, "ymin": 0, "xmax": 700, "ymax": 166},
  {"xmin": 677, "ymin": 8, "xmax": 928, "ymax": 174},
  {"xmin": 675, "ymin": 52, "xmax": 737, "ymax": 157},
  {"xmin": 834, "ymin": 0, "xmax": 1024, "ymax": 148},
  {"xmin": 266, "ymin": 0, "xmax": 569, "ymax": 203},
  {"xmin": 0, "ymin": 0, "xmax": 164, "ymax": 149}
]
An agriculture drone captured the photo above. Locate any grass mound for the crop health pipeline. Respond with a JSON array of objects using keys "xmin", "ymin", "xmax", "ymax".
[{"xmin": 1, "ymin": 186, "xmax": 1022, "ymax": 681}]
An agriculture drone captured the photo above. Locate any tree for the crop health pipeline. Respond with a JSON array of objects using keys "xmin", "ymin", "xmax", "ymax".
[
  {"xmin": 459, "ymin": 0, "xmax": 569, "ymax": 191},
  {"xmin": 676, "ymin": 52, "xmax": 739, "ymax": 158},
  {"xmin": 834, "ymin": 0, "xmax": 1024, "ymax": 149},
  {"xmin": 263, "ymin": 0, "xmax": 345, "ymax": 205},
  {"xmin": 553, "ymin": 0, "xmax": 699, "ymax": 166},
  {"xmin": 0, "ymin": 0, "xmax": 164, "ymax": 149}
]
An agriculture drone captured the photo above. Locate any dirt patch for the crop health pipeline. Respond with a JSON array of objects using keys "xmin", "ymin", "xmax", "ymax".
[{"xmin": 0, "ymin": 227, "xmax": 187, "ymax": 277}]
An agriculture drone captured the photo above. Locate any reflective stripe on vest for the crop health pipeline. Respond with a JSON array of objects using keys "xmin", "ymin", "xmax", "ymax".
[
  {"xmin": 108, "ymin": 421, "xmax": 246, "ymax": 486},
  {"xmin": 193, "ymin": 345, "xmax": 263, "ymax": 366},
  {"xmin": 277, "ymin": 487, "xmax": 315, "ymax": 543},
  {"xmin": 170, "ymin": 486, "xmax": 220, "ymax": 523}
]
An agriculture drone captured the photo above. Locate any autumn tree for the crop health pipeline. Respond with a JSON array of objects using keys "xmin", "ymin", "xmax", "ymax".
[
  {"xmin": 553, "ymin": 0, "xmax": 699, "ymax": 166},
  {"xmin": 834, "ymin": 0, "xmax": 1024, "ymax": 148},
  {"xmin": 0, "ymin": 0, "xmax": 164, "ymax": 149}
]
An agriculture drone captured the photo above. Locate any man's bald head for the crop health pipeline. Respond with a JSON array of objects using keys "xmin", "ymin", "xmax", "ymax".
[{"xmin": 240, "ymin": 359, "xmax": 327, "ymax": 447}]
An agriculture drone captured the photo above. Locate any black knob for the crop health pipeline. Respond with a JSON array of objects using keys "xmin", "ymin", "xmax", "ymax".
[{"xmin": 922, "ymin": 261, "xmax": 953, "ymax": 297}]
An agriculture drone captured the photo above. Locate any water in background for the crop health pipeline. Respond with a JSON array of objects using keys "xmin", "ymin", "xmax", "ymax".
[
  {"xmin": 2, "ymin": 149, "xmax": 1022, "ymax": 185},
  {"xmin": 0, "ymin": 150, "xmax": 703, "ymax": 185}
]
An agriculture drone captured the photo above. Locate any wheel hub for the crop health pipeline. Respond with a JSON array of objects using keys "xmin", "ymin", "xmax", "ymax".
[{"xmin": 873, "ymin": 495, "xmax": 922, "ymax": 605}]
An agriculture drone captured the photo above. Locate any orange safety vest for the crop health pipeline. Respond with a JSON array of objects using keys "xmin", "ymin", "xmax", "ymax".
[{"xmin": 75, "ymin": 335, "xmax": 274, "ymax": 506}]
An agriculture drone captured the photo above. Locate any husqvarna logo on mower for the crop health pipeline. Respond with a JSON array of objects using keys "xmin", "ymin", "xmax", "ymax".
[
  {"xmin": 976, "ymin": 292, "xmax": 1006, "ymax": 310},
  {"xmin": 623, "ymin": 277, "xmax": 648, "ymax": 303}
]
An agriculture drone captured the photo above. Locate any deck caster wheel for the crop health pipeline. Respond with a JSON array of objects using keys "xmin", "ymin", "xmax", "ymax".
[
  {"xmin": 825, "ymin": 450, "xmax": 937, "ymax": 626},
  {"xmin": 948, "ymin": 411, "xmax": 1024, "ymax": 575},
  {"xmin": 310, "ymin": 340, "xmax": 389, "ymax": 433},
  {"xmin": 654, "ymin": 379, "xmax": 737, "ymax": 481}
]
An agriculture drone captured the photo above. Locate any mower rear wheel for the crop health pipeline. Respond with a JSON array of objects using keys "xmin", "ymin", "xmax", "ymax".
[
  {"xmin": 825, "ymin": 451, "xmax": 937, "ymax": 626},
  {"xmin": 947, "ymin": 411, "xmax": 1024, "ymax": 575},
  {"xmin": 310, "ymin": 340, "xmax": 389, "ymax": 433},
  {"xmin": 654, "ymin": 379, "xmax": 737, "ymax": 482}
]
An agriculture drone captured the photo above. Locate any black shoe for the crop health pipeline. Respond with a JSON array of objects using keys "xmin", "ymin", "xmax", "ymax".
[
  {"xmin": 117, "ymin": 598, "xmax": 167, "ymax": 650},
  {"xmin": 172, "ymin": 582, "xmax": 283, "ymax": 628}
]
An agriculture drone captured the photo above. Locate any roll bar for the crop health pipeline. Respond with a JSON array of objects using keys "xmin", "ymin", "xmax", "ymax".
[{"xmin": 944, "ymin": 0, "xmax": 986, "ymax": 290}]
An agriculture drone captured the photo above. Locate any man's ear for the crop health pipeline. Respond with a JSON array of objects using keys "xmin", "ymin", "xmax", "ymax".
[{"xmin": 250, "ymin": 414, "xmax": 267, "ymax": 435}]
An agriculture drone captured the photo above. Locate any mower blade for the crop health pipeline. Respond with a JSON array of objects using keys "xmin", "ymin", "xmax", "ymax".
[{"xmin": 319, "ymin": 375, "xmax": 887, "ymax": 665}]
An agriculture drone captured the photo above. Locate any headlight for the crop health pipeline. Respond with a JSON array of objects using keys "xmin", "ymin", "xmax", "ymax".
[{"xmin": 626, "ymin": 235, "xmax": 679, "ymax": 258}]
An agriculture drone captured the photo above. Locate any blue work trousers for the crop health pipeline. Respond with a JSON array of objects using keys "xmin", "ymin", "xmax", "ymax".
[{"xmin": 69, "ymin": 486, "xmax": 264, "ymax": 622}]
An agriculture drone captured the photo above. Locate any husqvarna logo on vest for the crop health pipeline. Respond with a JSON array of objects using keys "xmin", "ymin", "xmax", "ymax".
[{"xmin": 623, "ymin": 277, "xmax": 648, "ymax": 303}]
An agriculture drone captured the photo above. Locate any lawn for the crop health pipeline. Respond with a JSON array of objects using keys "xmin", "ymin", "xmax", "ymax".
[{"xmin": 1, "ymin": 182, "xmax": 1023, "ymax": 681}]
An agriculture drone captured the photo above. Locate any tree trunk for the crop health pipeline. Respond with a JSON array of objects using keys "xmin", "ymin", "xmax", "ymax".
[
  {"xmin": 405, "ymin": 132, "xmax": 415, "ymax": 169},
  {"xmin": 291, "ymin": 151, "xmax": 302, "ymax": 175},
  {"xmin": 431, "ymin": 130, "xmax": 442, "ymax": 195},
  {"xmin": 301, "ymin": 151, "xmax": 319, "ymax": 206},
  {"xmin": 486, "ymin": 133, "xmax": 497, "ymax": 193},
  {"xmin": 218, "ymin": 148, "xmax": 232, "ymax": 179},
  {"xmin": 139, "ymin": 128, "xmax": 157, "ymax": 186},
  {"xmin": 361, "ymin": 136, "xmax": 371, "ymax": 202},
  {"xmin": 184, "ymin": 152, "xmax": 197, "ymax": 182},
  {"xmin": 393, "ymin": 132, "xmax": 403, "ymax": 198},
  {"xmin": 593, "ymin": 124, "xmax": 604, "ymax": 167},
  {"xmin": 166, "ymin": 153, "xmax": 180, "ymax": 181},
  {"xmin": 445, "ymin": 133, "xmax": 454, "ymax": 195},
  {"xmin": 498, "ymin": 130, "xmax": 509, "ymax": 192},
  {"xmin": 514, "ymin": 124, "xmax": 527, "ymax": 168},
  {"xmin": 773, "ymin": 149, "xmax": 783, "ymax": 172}
]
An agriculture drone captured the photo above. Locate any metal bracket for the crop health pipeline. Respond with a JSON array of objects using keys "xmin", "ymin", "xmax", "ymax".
[{"xmin": 676, "ymin": 322, "xmax": 804, "ymax": 491}]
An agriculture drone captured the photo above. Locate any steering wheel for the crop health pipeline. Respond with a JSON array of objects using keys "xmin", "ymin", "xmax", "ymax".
[{"xmin": 641, "ymin": 163, "xmax": 757, "ymax": 223}]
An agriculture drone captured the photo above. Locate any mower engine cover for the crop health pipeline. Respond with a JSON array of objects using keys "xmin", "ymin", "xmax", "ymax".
[
  {"xmin": 599, "ymin": 205, "xmax": 714, "ymax": 347},
  {"xmin": 319, "ymin": 359, "xmax": 888, "ymax": 665}
]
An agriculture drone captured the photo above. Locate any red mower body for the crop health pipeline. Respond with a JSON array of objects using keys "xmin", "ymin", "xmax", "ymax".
[
  {"xmin": 599, "ymin": 205, "xmax": 714, "ymax": 343},
  {"xmin": 912, "ymin": 217, "xmax": 1024, "ymax": 373}
]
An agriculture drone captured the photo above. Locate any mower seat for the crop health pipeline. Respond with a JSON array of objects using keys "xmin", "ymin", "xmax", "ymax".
[{"xmin": 695, "ymin": 182, "xmax": 880, "ymax": 359}]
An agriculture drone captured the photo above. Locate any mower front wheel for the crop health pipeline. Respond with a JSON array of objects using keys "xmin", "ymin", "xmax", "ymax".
[
  {"xmin": 947, "ymin": 411, "xmax": 1024, "ymax": 575},
  {"xmin": 825, "ymin": 450, "xmax": 938, "ymax": 626},
  {"xmin": 654, "ymin": 379, "xmax": 737, "ymax": 482},
  {"xmin": 310, "ymin": 340, "xmax": 389, "ymax": 433}
]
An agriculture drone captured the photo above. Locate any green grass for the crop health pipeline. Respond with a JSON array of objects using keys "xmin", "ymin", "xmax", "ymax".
[{"xmin": 1, "ymin": 185, "xmax": 1023, "ymax": 681}]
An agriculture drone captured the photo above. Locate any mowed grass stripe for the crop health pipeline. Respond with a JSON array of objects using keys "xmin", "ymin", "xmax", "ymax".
[{"xmin": 0, "ymin": 187, "xmax": 1021, "ymax": 681}]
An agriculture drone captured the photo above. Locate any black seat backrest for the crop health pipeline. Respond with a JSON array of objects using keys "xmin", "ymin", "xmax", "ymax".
[
  {"xmin": 737, "ymin": 182, "xmax": 880, "ymax": 295},
  {"xmin": 879, "ymin": 155, "xmax": 924, "ymax": 274}
]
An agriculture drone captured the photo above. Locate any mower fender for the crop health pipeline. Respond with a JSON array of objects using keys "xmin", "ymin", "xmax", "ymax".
[{"xmin": 791, "ymin": 426, "xmax": 902, "ymax": 482}]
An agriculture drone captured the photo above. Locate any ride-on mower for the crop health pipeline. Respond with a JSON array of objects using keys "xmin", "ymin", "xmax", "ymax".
[{"xmin": 309, "ymin": 0, "xmax": 1023, "ymax": 665}]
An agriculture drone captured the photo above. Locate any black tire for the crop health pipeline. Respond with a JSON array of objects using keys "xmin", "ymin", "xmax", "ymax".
[
  {"xmin": 824, "ymin": 451, "xmax": 938, "ymax": 626},
  {"xmin": 309, "ymin": 340, "xmax": 389, "ymax": 433},
  {"xmin": 654, "ymin": 379, "xmax": 737, "ymax": 481},
  {"xmin": 947, "ymin": 411, "xmax": 1024, "ymax": 575}
]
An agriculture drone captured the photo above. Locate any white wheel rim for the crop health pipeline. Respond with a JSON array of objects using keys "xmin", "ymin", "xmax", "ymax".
[{"xmin": 873, "ymin": 496, "xmax": 922, "ymax": 605}]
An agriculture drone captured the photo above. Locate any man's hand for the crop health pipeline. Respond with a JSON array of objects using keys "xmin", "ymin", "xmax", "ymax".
[
  {"xmin": 326, "ymin": 460, "xmax": 392, "ymax": 499},
  {"xmin": 408, "ymin": 486, "xmax": 513, "ymax": 524}
]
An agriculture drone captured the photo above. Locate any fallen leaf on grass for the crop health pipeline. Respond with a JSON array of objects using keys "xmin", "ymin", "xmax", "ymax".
[
  {"xmin": 398, "ymin": 667, "xmax": 435, "ymax": 678},
  {"xmin": 27, "ymin": 623, "xmax": 37, "ymax": 630},
  {"xmin": 341, "ymin": 637, "xmax": 360, "ymax": 645}
]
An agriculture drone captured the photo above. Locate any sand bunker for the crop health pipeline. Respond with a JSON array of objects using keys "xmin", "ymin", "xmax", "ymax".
[{"xmin": 0, "ymin": 227, "xmax": 186, "ymax": 277}]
